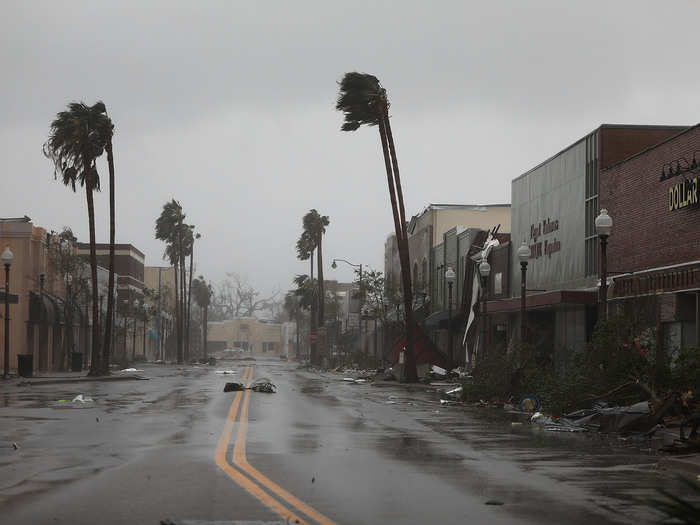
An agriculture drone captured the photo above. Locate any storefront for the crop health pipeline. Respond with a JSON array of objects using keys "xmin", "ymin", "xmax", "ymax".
[
  {"xmin": 485, "ymin": 124, "xmax": 688, "ymax": 362},
  {"xmin": 601, "ymin": 123, "xmax": 700, "ymax": 353}
]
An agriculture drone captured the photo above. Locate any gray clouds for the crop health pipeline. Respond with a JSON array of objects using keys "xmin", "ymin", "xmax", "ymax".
[{"xmin": 2, "ymin": 0, "xmax": 699, "ymax": 291}]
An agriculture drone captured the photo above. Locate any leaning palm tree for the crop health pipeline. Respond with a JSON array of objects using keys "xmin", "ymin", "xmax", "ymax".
[
  {"xmin": 336, "ymin": 72, "xmax": 417, "ymax": 381},
  {"xmin": 45, "ymin": 101, "xmax": 111, "ymax": 375}
]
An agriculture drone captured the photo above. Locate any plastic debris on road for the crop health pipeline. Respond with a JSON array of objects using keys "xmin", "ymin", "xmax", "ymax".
[
  {"xmin": 250, "ymin": 378, "xmax": 277, "ymax": 393},
  {"xmin": 214, "ymin": 370, "xmax": 237, "ymax": 375},
  {"xmin": 120, "ymin": 368, "xmax": 144, "ymax": 373},
  {"xmin": 223, "ymin": 382, "xmax": 245, "ymax": 392},
  {"xmin": 72, "ymin": 394, "xmax": 94, "ymax": 403}
]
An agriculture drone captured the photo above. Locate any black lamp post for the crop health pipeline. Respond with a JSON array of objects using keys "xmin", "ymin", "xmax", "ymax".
[
  {"xmin": 444, "ymin": 266, "xmax": 456, "ymax": 369},
  {"xmin": 516, "ymin": 241, "xmax": 530, "ymax": 343},
  {"xmin": 64, "ymin": 273, "xmax": 73, "ymax": 371},
  {"xmin": 2, "ymin": 246, "xmax": 14, "ymax": 378},
  {"xmin": 595, "ymin": 209, "xmax": 613, "ymax": 321},
  {"xmin": 478, "ymin": 257, "xmax": 491, "ymax": 361}
]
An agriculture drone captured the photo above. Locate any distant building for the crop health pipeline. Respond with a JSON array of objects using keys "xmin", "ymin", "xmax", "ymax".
[{"xmin": 207, "ymin": 318, "xmax": 283, "ymax": 355}]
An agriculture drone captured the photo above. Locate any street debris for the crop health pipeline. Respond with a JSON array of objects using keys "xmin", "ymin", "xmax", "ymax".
[
  {"xmin": 72, "ymin": 394, "xmax": 94, "ymax": 403},
  {"xmin": 223, "ymin": 382, "xmax": 245, "ymax": 392},
  {"xmin": 517, "ymin": 394, "xmax": 541, "ymax": 412},
  {"xmin": 215, "ymin": 370, "xmax": 237, "ymax": 375},
  {"xmin": 120, "ymin": 368, "xmax": 144, "ymax": 373},
  {"xmin": 250, "ymin": 378, "xmax": 277, "ymax": 393},
  {"xmin": 12, "ymin": 442, "xmax": 19, "ymax": 450},
  {"xmin": 485, "ymin": 500, "xmax": 504, "ymax": 506}
]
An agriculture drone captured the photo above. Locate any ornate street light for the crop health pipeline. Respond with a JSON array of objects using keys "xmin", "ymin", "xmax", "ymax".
[
  {"xmin": 517, "ymin": 241, "xmax": 531, "ymax": 343},
  {"xmin": 478, "ymin": 257, "xmax": 491, "ymax": 361},
  {"xmin": 2, "ymin": 246, "xmax": 14, "ymax": 378},
  {"xmin": 444, "ymin": 266, "xmax": 456, "ymax": 369},
  {"xmin": 595, "ymin": 209, "xmax": 613, "ymax": 321}
]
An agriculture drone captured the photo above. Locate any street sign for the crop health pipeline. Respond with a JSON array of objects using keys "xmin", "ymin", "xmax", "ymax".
[{"xmin": 0, "ymin": 292, "xmax": 18, "ymax": 304}]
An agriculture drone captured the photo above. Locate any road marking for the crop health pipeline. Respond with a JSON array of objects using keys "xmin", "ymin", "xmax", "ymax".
[
  {"xmin": 234, "ymin": 387, "xmax": 337, "ymax": 525},
  {"xmin": 214, "ymin": 366, "xmax": 306, "ymax": 524}
]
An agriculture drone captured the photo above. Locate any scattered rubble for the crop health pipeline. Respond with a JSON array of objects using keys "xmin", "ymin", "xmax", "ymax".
[{"xmin": 250, "ymin": 378, "xmax": 277, "ymax": 393}]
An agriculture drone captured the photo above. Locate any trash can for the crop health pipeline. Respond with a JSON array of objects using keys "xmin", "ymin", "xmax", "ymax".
[
  {"xmin": 17, "ymin": 354, "xmax": 33, "ymax": 378},
  {"xmin": 71, "ymin": 352, "xmax": 83, "ymax": 372}
]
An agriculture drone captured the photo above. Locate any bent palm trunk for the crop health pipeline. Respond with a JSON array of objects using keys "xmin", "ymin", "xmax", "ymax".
[
  {"xmin": 102, "ymin": 139, "xmax": 116, "ymax": 373},
  {"xmin": 84, "ymin": 163, "xmax": 101, "ymax": 375}
]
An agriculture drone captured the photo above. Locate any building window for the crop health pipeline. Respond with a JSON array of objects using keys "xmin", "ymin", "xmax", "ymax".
[{"xmin": 584, "ymin": 131, "xmax": 599, "ymax": 276}]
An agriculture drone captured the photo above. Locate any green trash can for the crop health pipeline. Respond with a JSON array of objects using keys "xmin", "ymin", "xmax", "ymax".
[
  {"xmin": 71, "ymin": 352, "xmax": 83, "ymax": 372},
  {"xmin": 17, "ymin": 354, "xmax": 33, "ymax": 378}
]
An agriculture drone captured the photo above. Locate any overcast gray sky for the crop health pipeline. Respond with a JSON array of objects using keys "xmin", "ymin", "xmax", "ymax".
[{"xmin": 2, "ymin": 1, "xmax": 699, "ymax": 295}]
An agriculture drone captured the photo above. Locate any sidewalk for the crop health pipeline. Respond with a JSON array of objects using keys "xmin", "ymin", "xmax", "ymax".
[{"xmin": 0, "ymin": 370, "xmax": 149, "ymax": 391}]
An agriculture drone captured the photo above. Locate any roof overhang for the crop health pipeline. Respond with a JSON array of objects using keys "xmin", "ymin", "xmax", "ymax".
[{"xmin": 486, "ymin": 290, "xmax": 597, "ymax": 313}]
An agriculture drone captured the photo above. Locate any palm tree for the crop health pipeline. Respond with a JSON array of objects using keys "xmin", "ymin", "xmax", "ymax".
[
  {"xmin": 303, "ymin": 210, "xmax": 330, "ymax": 329},
  {"xmin": 45, "ymin": 101, "xmax": 111, "ymax": 375},
  {"xmin": 336, "ymin": 72, "xmax": 417, "ymax": 381},
  {"xmin": 102, "ymin": 108, "xmax": 117, "ymax": 374},
  {"xmin": 156, "ymin": 200, "xmax": 187, "ymax": 363},
  {"xmin": 296, "ymin": 230, "xmax": 317, "ymax": 362},
  {"xmin": 192, "ymin": 276, "xmax": 212, "ymax": 359},
  {"xmin": 184, "ymin": 228, "xmax": 198, "ymax": 362}
]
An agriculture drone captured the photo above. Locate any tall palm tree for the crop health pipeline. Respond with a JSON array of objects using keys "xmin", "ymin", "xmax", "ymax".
[
  {"xmin": 192, "ymin": 276, "xmax": 212, "ymax": 359},
  {"xmin": 303, "ymin": 209, "xmax": 330, "ymax": 328},
  {"xmin": 184, "ymin": 227, "xmax": 198, "ymax": 362},
  {"xmin": 45, "ymin": 101, "xmax": 111, "ymax": 375},
  {"xmin": 156, "ymin": 200, "xmax": 186, "ymax": 363},
  {"xmin": 336, "ymin": 72, "xmax": 417, "ymax": 381},
  {"xmin": 296, "ymin": 230, "xmax": 317, "ymax": 362},
  {"xmin": 102, "ymin": 108, "xmax": 117, "ymax": 374}
]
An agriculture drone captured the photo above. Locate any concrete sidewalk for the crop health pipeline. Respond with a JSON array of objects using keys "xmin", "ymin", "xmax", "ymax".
[{"xmin": 0, "ymin": 371, "xmax": 149, "ymax": 390}]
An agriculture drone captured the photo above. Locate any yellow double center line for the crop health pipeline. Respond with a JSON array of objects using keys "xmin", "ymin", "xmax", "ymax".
[{"xmin": 214, "ymin": 366, "xmax": 336, "ymax": 525}]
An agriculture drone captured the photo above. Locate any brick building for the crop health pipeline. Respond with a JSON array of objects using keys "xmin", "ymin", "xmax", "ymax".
[{"xmin": 601, "ymin": 123, "xmax": 700, "ymax": 352}]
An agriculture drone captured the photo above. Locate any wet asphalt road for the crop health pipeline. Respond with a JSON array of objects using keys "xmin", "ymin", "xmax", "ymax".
[{"xmin": 0, "ymin": 358, "xmax": 691, "ymax": 524}]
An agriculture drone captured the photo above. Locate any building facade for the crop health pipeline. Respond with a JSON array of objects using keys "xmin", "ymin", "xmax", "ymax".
[
  {"xmin": 486, "ymin": 124, "xmax": 688, "ymax": 363},
  {"xmin": 601, "ymin": 123, "xmax": 700, "ymax": 353},
  {"xmin": 207, "ymin": 318, "xmax": 283, "ymax": 355}
]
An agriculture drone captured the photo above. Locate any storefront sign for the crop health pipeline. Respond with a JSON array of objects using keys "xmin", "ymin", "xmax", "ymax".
[
  {"xmin": 528, "ymin": 217, "xmax": 561, "ymax": 259},
  {"xmin": 668, "ymin": 176, "xmax": 699, "ymax": 211}
]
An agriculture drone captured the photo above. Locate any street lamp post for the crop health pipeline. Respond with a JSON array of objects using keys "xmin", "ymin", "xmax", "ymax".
[
  {"xmin": 2, "ymin": 246, "xmax": 14, "ymax": 378},
  {"xmin": 478, "ymin": 257, "xmax": 491, "ymax": 361},
  {"xmin": 595, "ymin": 209, "xmax": 613, "ymax": 322},
  {"xmin": 444, "ymin": 266, "xmax": 456, "ymax": 369},
  {"xmin": 517, "ymin": 241, "xmax": 530, "ymax": 343},
  {"xmin": 331, "ymin": 258, "xmax": 363, "ymax": 361},
  {"xmin": 132, "ymin": 299, "xmax": 139, "ymax": 361},
  {"xmin": 142, "ymin": 304, "xmax": 150, "ymax": 360},
  {"xmin": 64, "ymin": 273, "xmax": 73, "ymax": 371}
]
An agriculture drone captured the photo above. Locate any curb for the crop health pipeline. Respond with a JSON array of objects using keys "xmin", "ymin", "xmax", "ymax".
[
  {"xmin": 4, "ymin": 375, "xmax": 150, "ymax": 388},
  {"xmin": 658, "ymin": 455, "xmax": 700, "ymax": 476}
]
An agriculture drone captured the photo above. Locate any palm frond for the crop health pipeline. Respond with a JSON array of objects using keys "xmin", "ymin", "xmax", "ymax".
[{"xmin": 335, "ymin": 72, "xmax": 386, "ymax": 132}]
